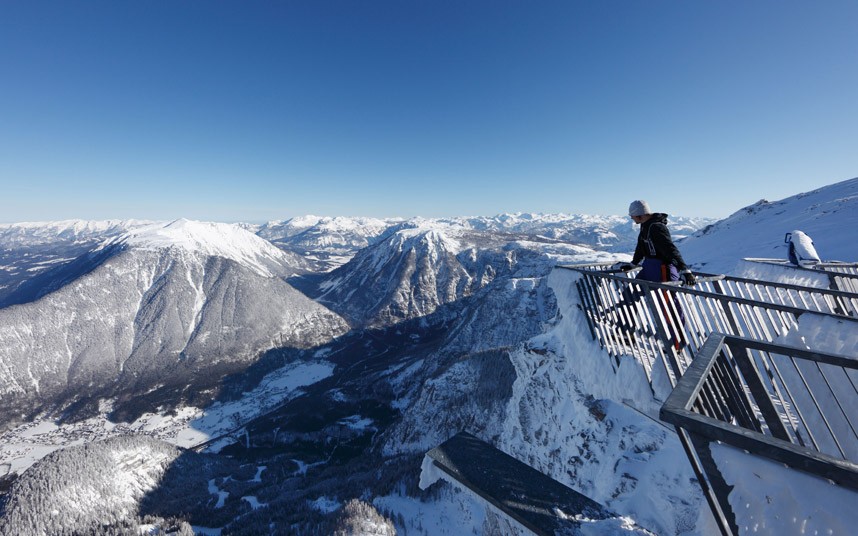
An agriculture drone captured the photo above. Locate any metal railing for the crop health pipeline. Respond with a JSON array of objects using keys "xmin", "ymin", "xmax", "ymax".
[
  {"xmin": 743, "ymin": 258, "xmax": 858, "ymax": 294},
  {"xmin": 660, "ymin": 334, "xmax": 858, "ymax": 536},
  {"xmin": 700, "ymin": 271, "xmax": 858, "ymax": 318},
  {"xmin": 563, "ymin": 263, "xmax": 858, "ymax": 389}
]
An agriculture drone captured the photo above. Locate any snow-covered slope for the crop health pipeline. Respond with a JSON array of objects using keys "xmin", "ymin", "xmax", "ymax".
[
  {"xmin": 0, "ymin": 435, "xmax": 183, "ymax": 536},
  {"xmin": 679, "ymin": 176, "xmax": 858, "ymax": 273},
  {"xmin": 0, "ymin": 220, "xmax": 348, "ymax": 427}
]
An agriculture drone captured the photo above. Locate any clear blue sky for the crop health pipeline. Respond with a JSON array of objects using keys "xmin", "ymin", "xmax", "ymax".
[{"xmin": 2, "ymin": 1, "xmax": 856, "ymax": 222}]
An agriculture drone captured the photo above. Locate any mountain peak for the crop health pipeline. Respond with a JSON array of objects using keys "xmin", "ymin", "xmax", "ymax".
[{"xmin": 114, "ymin": 219, "xmax": 297, "ymax": 277}]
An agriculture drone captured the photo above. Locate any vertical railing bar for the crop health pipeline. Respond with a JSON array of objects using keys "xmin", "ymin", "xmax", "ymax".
[
  {"xmin": 703, "ymin": 364, "xmax": 734, "ymax": 423},
  {"xmin": 763, "ymin": 304, "xmax": 786, "ymax": 339},
  {"xmin": 763, "ymin": 305, "xmax": 790, "ymax": 340},
  {"xmin": 786, "ymin": 356, "xmax": 845, "ymax": 458},
  {"xmin": 697, "ymin": 376, "xmax": 727, "ymax": 421},
  {"xmin": 629, "ymin": 285, "xmax": 660, "ymax": 375},
  {"xmin": 740, "ymin": 302, "xmax": 763, "ymax": 339},
  {"xmin": 754, "ymin": 345, "xmax": 806, "ymax": 444},
  {"xmin": 751, "ymin": 284, "xmax": 769, "ymax": 306},
  {"xmin": 591, "ymin": 276, "xmax": 623, "ymax": 358},
  {"xmin": 712, "ymin": 280, "xmax": 745, "ymax": 340},
  {"xmin": 576, "ymin": 279, "xmax": 598, "ymax": 341},
  {"xmin": 583, "ymin": 277, "xmax": 624, "ymax": 371},
  {"xmin": 735, "ymin": 303, "xmax": 761, "ymax": 340},
  {"xmin": 578, "ymin": 275, "xmax": 604, "ymax": 341},
  {"xmin": 645, "ymin": 287, "xmax": 682, "ymax": 385},
  {"xmin": 662, "ymin": 287, "xmax": 689, "ymax": 362},
  {"xmin": 688, "ymin": 296, "xmax": 709, "ymax": 354},
  {"xmin": 810, "ymin": 292, "xmax": 828, "ymax": 314},
  {"xmin": 727, "ymin": 342, "xmax": 793, "ymax": 442},
  {"xmin": 764, "ymin": 351, "xmax": 815, "ymax": 449},
  {"xmin": 703, "ymin": 296, "xmax": 729, "ymax": 337},
  {"xmin": 633, "ymin": 281, "xmax": 664, "ymax": 378},
  {"xmin": 784, "ymin": 287, "xmax": 801, "ymax": 309},
  {"xmin": 695, "ymin": 382, "xmax": 719, "ymax": 419},
  {"xmin": 714, "ymin": 356, "xmax": 762, "ymax": 432},
  {"xmin": 817, "ymin": 363, "xmax": 858, "ymax": 446},
  {"xmin": 582, "ymin": 274, "xmax": 622, "ymax": 362},
  {"xmin": 709, "ymin": 357, "xmax": 741, "ymax": 423}
]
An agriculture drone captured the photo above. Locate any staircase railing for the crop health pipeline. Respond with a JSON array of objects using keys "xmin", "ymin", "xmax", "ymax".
[
  {"xmin": 660, "ymin": 333, "xmax": 858, "ymax": 536},
  {"xmin": 562, "ymin": 263, "xmax": 858, "ymax": 390},
  {"xmin": 743, "ymin": 258, "xmax": 858, "ymax": 294}
]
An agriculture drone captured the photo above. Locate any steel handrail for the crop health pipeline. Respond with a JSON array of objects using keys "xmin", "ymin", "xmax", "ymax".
[{"xmin": 743, "ymin": 258, "xmax": 858, "ymax": 293}]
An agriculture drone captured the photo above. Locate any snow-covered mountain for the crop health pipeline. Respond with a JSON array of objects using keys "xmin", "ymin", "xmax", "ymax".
[
  {"xmin": 306, "ymin": 222, "xmax": 614, "ymax": 329},
  {"xmin": 0, "ymin": 219, "xmax": 348, "ymax": 428},
  {"xmin": 0, "ymin": 180, "xmax": 854, "ymax": 535},
  {"xmin": 678, "ymin": 176, "xmax": 858, "ymax": 273}
]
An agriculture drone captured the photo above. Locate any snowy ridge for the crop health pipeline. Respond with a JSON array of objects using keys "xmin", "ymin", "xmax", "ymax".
[{"xmin": 113, "ymin": 218, "xmax": 302, "ymax": 277}]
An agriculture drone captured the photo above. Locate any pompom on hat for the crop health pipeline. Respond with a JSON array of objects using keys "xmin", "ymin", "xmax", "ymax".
[{"xmin": 628, "ymin": 200, "xmax": 651, "ymax": 217}]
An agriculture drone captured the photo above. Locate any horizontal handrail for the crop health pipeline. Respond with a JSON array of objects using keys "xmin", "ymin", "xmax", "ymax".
[{"xmin": 742, "ymin": 258, "xmax": 858, "ymax": 294}]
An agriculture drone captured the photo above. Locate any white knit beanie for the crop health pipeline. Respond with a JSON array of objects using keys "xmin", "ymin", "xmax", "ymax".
[{"xmin": 628, "ymin": 200, "xmax": 651, "ymax": 217}]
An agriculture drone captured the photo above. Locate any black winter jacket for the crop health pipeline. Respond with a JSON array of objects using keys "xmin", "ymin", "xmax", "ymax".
[{"xmin": 631, "ymin": 213, "xmax": 688, "ymax": 271}]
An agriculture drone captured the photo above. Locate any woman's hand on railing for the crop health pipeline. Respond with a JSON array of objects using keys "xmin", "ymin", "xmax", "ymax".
[{"xmin": 609, "ymin": 262, "xmax": 637, "ymax": 272}]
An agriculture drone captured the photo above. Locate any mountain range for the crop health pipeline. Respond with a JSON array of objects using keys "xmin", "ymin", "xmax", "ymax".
[{"xmin": 0, "ymin": 178, "xmax": 855, "ymax": 535}]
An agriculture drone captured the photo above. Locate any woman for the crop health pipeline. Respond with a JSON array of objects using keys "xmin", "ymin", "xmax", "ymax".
[{"xmin": 624, "ymin": 200, "xmax": 696, "ymax": 286}]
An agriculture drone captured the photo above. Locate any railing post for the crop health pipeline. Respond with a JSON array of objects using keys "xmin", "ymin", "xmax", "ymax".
[
  {"xmin": 712, "ymin": 280, "xmax": 744, "ymax": 337},
  {"xmin": 678, "ymin": 428, "xmax": 738, "ymax": 536}
]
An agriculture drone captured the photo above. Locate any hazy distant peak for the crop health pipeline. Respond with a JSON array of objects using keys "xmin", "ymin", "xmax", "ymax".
[{"xmin": 0, "ymin": 219, "xmax": 158, "ymax": 247}]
